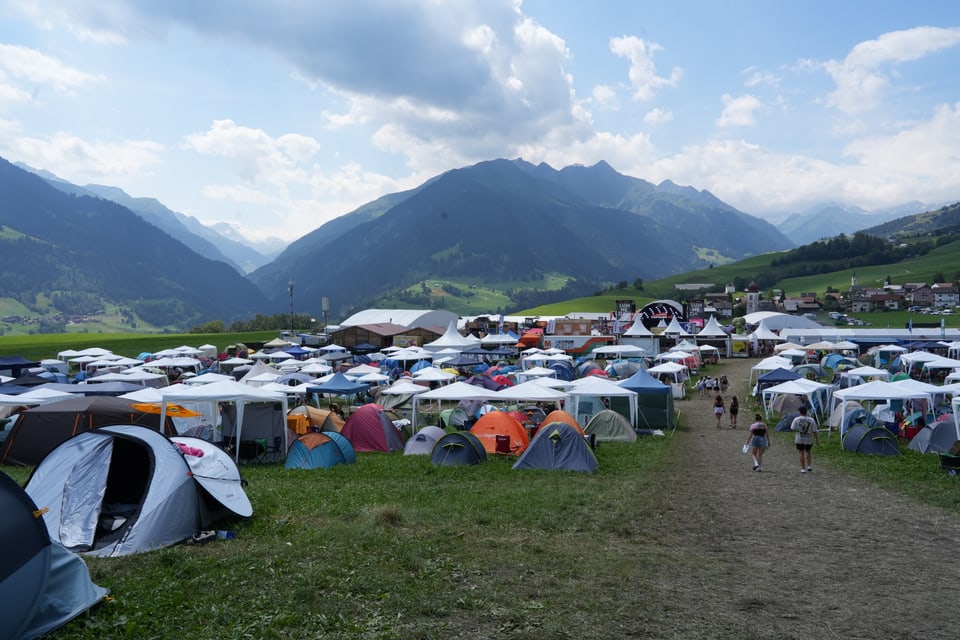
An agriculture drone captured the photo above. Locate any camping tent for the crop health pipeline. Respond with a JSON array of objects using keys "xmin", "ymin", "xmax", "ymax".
[
  {"xmin": 288, "ymin": 405, "xmax": 345, "ymax": 433},
  {"xmin": 907, "ymin": 421, "xmax": 958, "ymax": 455},
  {"xmin": 340, "ymin": 404, "xmax": 405, "ymax": 452},
  {"xmin": 403, "ymin": 425, "xmax": 448, "ymax": 455},
  {"xmin": 284, "ymin": 431, "xmax": 355, "ymax": 469},
  {"xmin": 470, "ymin": 411, "xmax": 529, "ymax": 455},
  {"xmin": 566, "ymin": 376, "xmax": 638, "ymax": 426},
  {"xmin": 1, "ymin": 396, "xmax": 175, "ymax": 467},
  {"xmin": 25, "ymin": 425, "xmax": 252, "ymax": 557},
  {"xmin": 512, "ymin": 422, "xmax": 598, "ymax": 473},
  {"xmin": 0, "ymin": 470, "xmax": 109, "ymax": 640},
  {"xmin": 585, "ymin": 410, "xmax": 638, "ymax": 442},
  {"xmin": 617, "ymin": 368, "xmax": 675, "ymax": 429},
  {"xmin": 431, "ymin": 431, "xmax": 487, "ymax": 466},
  {"xmin": 842, "ymin": 424, "xmax": 901, "ymax": 456},
  {"xmin": 539, "ymin": 409, "xmax": 584, "ymax": 434},
  {"xmin": 159, "ymin": 379, "xmax": 289, "ymax": 462},
  {"xmin": 760, "ymin": 378, "xmax": 832, "ymax": 422}
]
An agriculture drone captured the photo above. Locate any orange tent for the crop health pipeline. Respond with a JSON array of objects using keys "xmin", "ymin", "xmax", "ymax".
[
  {"xmin": 540, "ymin": 409, "xmax": 585, "ymax": 435},
  {"xmin": 470, "ymin": 412, "xmax": 529, "ymax": 455}
]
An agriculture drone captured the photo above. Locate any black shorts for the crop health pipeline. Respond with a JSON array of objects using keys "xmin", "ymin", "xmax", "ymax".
[{"xmin": 795, "ymin": 442, "xmax": 813, "ymax": 451}]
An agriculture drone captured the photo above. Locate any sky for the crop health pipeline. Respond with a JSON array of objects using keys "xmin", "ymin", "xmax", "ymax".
[{"xmin": 1, "ymin": 1, "xmax": 960, "ymax": 246}]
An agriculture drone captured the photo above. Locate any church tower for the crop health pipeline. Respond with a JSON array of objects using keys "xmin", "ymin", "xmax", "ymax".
[
  {"xmin": 746, "ymin": 281, "xmax": 760, "ymax": 314},
  {"xmin": 851, "ymin": 271, "xmax": 857, "ymax": 288}
]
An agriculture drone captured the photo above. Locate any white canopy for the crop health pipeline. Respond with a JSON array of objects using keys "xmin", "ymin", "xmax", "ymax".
[
  {"xmin": 593, "ymin": 344, "xmax": 646, "ymax": 357},
  {"xmin": 760, "ymin": 378, "xmax": 833, "ymax": 422},
  {"xmin": 749, "ymin": 356, "xmax": 794, "ymax": 387},
  {"xmin": 840, "ymin": 366, "xmax": 892, "ymax": 385},
  {"xmin": 830, "ymin": 380, "xmax": 934, "ymax": 436},
  {"xmin": 697, "ymin": 315, "xmax": 729, "ymax": 339},
  {"xmin": 495, "ymin": 381, "xmax": 568, "ymax": 402},
  {"xmin": 0, "ymin": 387, "xmax": 77, "ymax": 406},
  {"xmin": 379, "ymin": 380, "xmax": 431, "ymax": 396},
  {"xmin": 566, "ymin": 377, "xmax": 637, "ymax": 426},
  {"xmin": 423, "ymin": 320, "xmax": 480, "ymax": 351},
  {"xmin": 159, "ymin": 380, "xmax": 288, "ymax": 461}
]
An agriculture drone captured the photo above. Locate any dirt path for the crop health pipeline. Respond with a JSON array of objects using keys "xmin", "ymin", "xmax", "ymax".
[{"xmin": 641, "ymin": 356, "xmax": 960, "ymax": 639}]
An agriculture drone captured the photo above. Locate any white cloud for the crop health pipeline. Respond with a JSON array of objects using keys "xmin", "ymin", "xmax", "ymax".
[
  {"xmin": 609, "ymin": 35, "xmax": 681, "ymax": 101},
  {"xmin": 824, "ymin": 26, "xmax": 960, "ymax": 115},
  {"xmin": 742, "ymin": 66, "xmax": 779, "ymax": 88},
  {"xmin": 0, "ymin": 44, "xmax": 104, "ymax": 94},
  {"xmin": 591, "ymin": 85, "xmax": 619, "ymax": 110},
  {"xmin": 717, "ymin": 94, "xmax": 762, "ymax": 127},
  {"xmin": 182, "ymin": 119, "xmax": 320, "ymax": 186},
  {"xmin": 0, "ymin": 129, "xmax": 163, "ymax": 181},
  {"xmin": 643, "ymin": 107, "xmax": 673, "ymax": 126}
]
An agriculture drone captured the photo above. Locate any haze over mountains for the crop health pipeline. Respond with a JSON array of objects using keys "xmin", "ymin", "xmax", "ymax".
[{"xmin": 2, "ymin": 155, "xmax": 955, "ymax": 329}]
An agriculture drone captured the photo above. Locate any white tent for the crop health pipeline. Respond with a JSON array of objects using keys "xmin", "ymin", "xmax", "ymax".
[
  {"xmin": 565, "ymin": 377, "xmax": 637, "ymax": 426},
  {"xmin": 830, "ymin": 380, "xmax": 934, "ymax": 436},
  {"xmin": 495, "ymin": 381, "xmax": 568, "ymax": 403},
  {"xmin": 411, "ymin": 381, "xmax": 499, "ymax": 428},
  {"xmin": 749, "ymin": 356, "xmax": 794, "ymax": 387},
  {"xmin": 760, "ymin": 378, "xmax": 833, "ymax": 422},
  {"xmin": 748, "ymin": 319, "xmax": 784, "ymax": 342},
  {"xmin": 663, "ymin": 316, "xmax": 692, "ymax": 338},
  {"xmin": 840, "ymin": 366, "xmax": 892, "ymax": 385},
  {"xmin": 593, "ymin": 344, "xmax": 646, "ymax": 357},
  {"xmin": 159, "ymin": 380, "xmax": 289, "ymax": 461},
  {"xmin": 423, "ymin": 320, "xmax": 480, "ymax": 352}
]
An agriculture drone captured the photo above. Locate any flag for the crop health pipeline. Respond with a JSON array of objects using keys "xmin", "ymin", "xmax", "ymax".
[
  {"xmin": 942, "ymin": 316, "xmax": 946, "ymax": 338},
  {"xmin": 908, "ymin": 318, "xmax": 913, "ymax": 334},
  {"xmin": 498, "ymin": 313, "xmax": 504, "ymax": 334}
]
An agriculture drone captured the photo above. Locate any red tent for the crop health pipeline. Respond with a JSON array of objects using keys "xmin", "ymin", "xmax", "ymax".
[{"xmin": 340, "ymin": 404, "xmax": 405, "ymax": 452}]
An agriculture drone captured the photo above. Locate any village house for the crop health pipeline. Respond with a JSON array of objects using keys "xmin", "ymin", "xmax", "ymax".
[
  {"xmin": 932, "ymin": 283, "xmax": 960, "ymax": 309},
  {"xmin": 907, "ymin": 285, "xmax": 935, "ymax": 307}
]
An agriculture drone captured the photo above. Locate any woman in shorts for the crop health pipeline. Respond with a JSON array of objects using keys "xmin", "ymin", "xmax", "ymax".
[
  {"xmin": 713, "ymin": 394, "xmax": 725, "ymax": 429},
  {"xmin": 743, "ymin": 413, "xmax": 770, "ymax": 471}
]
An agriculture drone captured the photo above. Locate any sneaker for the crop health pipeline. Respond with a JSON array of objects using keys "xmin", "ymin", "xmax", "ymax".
[
  {"xmin": 753, "ymin": 464, "xmax": 759, "ymax": 471},
  {"xmin": 800, "ymin": 469, "xmax": 807, "ymax": 474},
  {"xmin": 806, "ymin": 467, "xmax": 812, "ymax": 473},
  {"xmin": 756, "ymin": 467, "xmax": 761, "ymax": 472}
]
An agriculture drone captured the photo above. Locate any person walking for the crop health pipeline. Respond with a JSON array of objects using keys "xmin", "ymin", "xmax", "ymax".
[
  {"xmin": 729, "ymin": 396, "xmax": 740, "ymax": 428},
  {"xmin": 743, "ymin": 413, "xmax": 770, "ymax": 471},
  {"xmin": 790, "ymin": 405, "xmax": 820, "ymax": 473},
  {"xmin": 713, "ymin": 394, "xmax": 725, "ymax": 429},
  {"xmin": 696, "ymin": 376, "xmax": 705, "ymax": 399}
]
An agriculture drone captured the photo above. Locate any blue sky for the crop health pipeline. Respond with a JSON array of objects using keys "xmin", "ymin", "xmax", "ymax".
[{"xmin": 1, "ymin": 1, "xmax": 959, "ymax": 244}]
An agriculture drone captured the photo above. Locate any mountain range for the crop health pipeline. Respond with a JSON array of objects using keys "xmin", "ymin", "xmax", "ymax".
[
  {"xmin": 2, "ymin": 154, "xmax": 955, "ymax": 330},
  {"xmin": 248, "ymin": 159, "xmax": 794, "ymax": 318}
]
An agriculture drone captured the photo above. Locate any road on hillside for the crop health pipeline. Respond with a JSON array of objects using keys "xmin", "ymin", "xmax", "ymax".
[{"xmin": 639, "ymin": 355, "xmax": 960, "ymax": 639}]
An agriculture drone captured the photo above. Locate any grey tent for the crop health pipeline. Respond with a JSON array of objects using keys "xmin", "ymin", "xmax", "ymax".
[
  {"xmin": 25, "ymin": 425, "xmax": 252, "ymax": 557},
  {"xmin": 513, "ymin": 422, "xmax": 598, "ymax": 473},
  {"xmin": 907, "ymin": 422, "xmax": 959, "ymax": 454},
  {"xmin": 842, "ymin": 424, "xmax": 901, "ymax": 456},
  {"xmin": 0, "ymin": 470, "xmax": 108, "ymax": 640},
  {"xmin": 403, "ymin": 426, "xmax": 448, "ymax": 455},
  {"xmin": 431, "ymin": 431, "xmax": 487, "ymax": 466},
  {"xmin": 585, "ymin": 410, "xmax": 638, "ymax": 443}
]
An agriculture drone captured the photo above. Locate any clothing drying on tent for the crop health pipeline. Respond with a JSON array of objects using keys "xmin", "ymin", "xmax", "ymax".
[
  {"xmin": 25, "ymin": 425, "xmax": 252, "ymax": 557},
  {"xmin": 403, "ymin": 425, "xmax": 448, "ymax": 455},
  {"xmin": 285, "ymin": 431, "xmax": 355, "ymax": 469},
  {"xmin": 585, "ymin": 410, "xmax": 638, "ymax": 442},
  {"xmin": 340, "ymin": 404, "xmax": 405, "ymax": 452},
  {"xmin": 0, "ymin": 470, "xmax": 109, "ymax": 640},
  {"xmin": 512, "ymin": 422, "xmax": 598, "ymax": 473},
  {"xmin": 842, "ymin": 424, "xmax": 901, "ymax": 456},
  {"xmin": 431, "ymin": 431, "xmax": 487, "ymax": 466},
  {"xmin": 470, "ymin": 411, "xmax": 529, "ymax": 455}
]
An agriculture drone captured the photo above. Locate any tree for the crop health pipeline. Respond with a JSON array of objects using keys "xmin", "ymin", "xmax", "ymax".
[
  {"xmin": 633, "ymin": 277, "xmax": 644, "ymax": 290},
  {"xmin": 933, "ymin": 271, "xmax": 946, "ymax": 284},
  {"xmin": 617, "ymin": 280, "xmax": 628, "ymax": 290}
]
